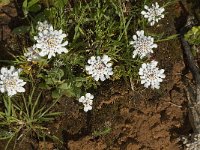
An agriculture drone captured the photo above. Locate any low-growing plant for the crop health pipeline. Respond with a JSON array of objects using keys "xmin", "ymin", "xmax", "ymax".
[
  {"xmin": 0, "ymin": 85, "xmax": 62, "ymax": 149},
  {"xmin": 0, "ymin": 0, "xmax": 178, "ymax": 149}
]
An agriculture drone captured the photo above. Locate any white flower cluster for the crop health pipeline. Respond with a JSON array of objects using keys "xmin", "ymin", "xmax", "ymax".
[
  {"xmin": 0, "ymin": 66, "xmax": 26, "ymax": 97},
  {"xmin": 24, "ymin": 21, "xmax": 69, "ymax": 60},
  {"xmin": 85, "ymin": 55, "xmax": 113, "ymax": 81},
  {"xmin": 81, "ymin": 55, "xmax": 114, "ymax": 112},
  {"xmin": 34, "ymin": 22, "xmax": 68, "ymax": 59},
  {"xmin": 81, "ymin": 2, "xmax": 166, "ymax": 110},
  {"xmin": 139, "ymin": 60, "xmax": 165, "ymax": 89},
  {"xmin": 130, "ymin": 30, "xmax": 157, "ymax": 59},
  {"xmin": 141, "ymin": 2, "xmax": 165, "ymax": 26},
  {"xmin": 130, "ymin": 30, "xmax": 165, "ymax": 89},
  {"xmin": 129, "ymin": 2, "xmax": 166, "ymax": 90},
  {"xmin": 78, "ymin": 93, "xmax": 94, "ymax": 112},
  {"xmin": 21, "ymin": 3, "xmax": 166, "ymax": 113}
]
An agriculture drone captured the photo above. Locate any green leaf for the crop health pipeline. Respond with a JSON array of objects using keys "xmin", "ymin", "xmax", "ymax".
[
  {"xmin": 63, "ymin": 88, "xmax": 76, "ymax": 97},
  {"xmin": 57, "ymin": 69, "xmax": 64, "ymax": 78},
  {"xmin": 44, "ymin": 7, "xmax": 57, "ymax": 18},
  {"xmin": 75, "ymin": 77, "xmax": 86, "ymax": 87},
  {"xmin": 36, "ymin": 73, "xmax": 45, "ymax": 79},
  {"xmin": 22, "ymin": 0, "xmax": 28, "ymax": 9},
  {"xmin": 52, "ymin": 0, "xmax": 68, "ymax": 8},
  {"xmin": 43, "ymin": 112, "xmax": 62, "ymax": 117},
  {"xmin": 47, "ymin": 68, "xmax": 64, "ymax": 81},
  {"xmin": 38, "ymin": 82, "xmax": 51, "ymax": 90},
  {"xmin": 27, "ymin": 0, "xmax": 39, "ymax": 8},
  {"xmin": 28, "ymin": 3, "xmax": 41, "ymax": 13},
  {"xmin": 52, "ymin": 89, "xmax": 60, "ymax": 99},
  {"xmin": 0, "ymin": 129, "xmax": 14, "ymax": 140},
  {"xmin": 75, "ymin": 82, "xmax": 82, "ymax": 87},
  {"xmin": 45, "ymin": 78, "xmax": 55, "ymax": 85},
  {"xmin": 156, "ymin": 34, "xmax": 179, "ymax": 42},
  {"xmin": 75, "ymin": 77, "xmax": 86, "ymax": 82},
  {"xmin": 58, "ymin": 83, "xmax": 71, "ymax": 90},
  {"xmin": 12, "ymin": 26, "xmax": 30, "ymax": 35},
  {"xmin": 185, "ymin": 26, "xmax": 200, "ymax": 45},
  {"xmin": 34, "ymin": 12, "xmax": 46, "ymax": 22},
  {"xmin": 22, "ymin": 0, "xmax": 28, "ymax": 16}
]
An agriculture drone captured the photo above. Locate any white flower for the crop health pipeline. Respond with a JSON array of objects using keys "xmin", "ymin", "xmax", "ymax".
[
  {"xmin": 0, "ymin": 66, "xmax": 26, "ymax": 96},
  {"xmin": 139, "ymin": 60, "xmax": 165, "ymax": 89},
  {"xmin": 37, "ymin": 21, "xmax": 51, "ymax": 32},
  {"xmin": 85, "ymin": 55, "xmax": 113, "ymax": 81},
  {"xmin": 79, "ymin": 93, "xmax": 94, "ymax": 112},
  {"xmin": 141, "ymin": 2, "xmax": 165, "ymax": 26},
  {"xmin": 24, "ymin": 45, "xmax": 40, "ymax": 61},
  {"xmin": 34, "ymin": 25, "xmax": 68, "ymax": 59},
  {"xmin": 130, "ymin": 30, "xmax": 157, "ymax": 59}
]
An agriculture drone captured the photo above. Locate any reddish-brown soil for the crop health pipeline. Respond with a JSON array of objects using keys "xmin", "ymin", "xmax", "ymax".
[
  {"xmin": 0, "ymin": 0, "xmax": 196, "ymax": 150},
  {"xmin": 59, "ymin": 64, "xmax": 189, "ymax": 150}
]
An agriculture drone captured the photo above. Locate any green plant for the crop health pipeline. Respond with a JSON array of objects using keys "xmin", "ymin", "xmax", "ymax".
[
  {"xmin": 185, "ymin": 26, "xmax": 200, "ymax": 45},
  {"xmin": 0, "ymin": 0, "xmax": 178, "ymax": 149},
  {"xmin": 0, "ymin": 84, "xmax": 62, "ymax": 149}
]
